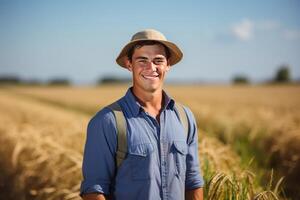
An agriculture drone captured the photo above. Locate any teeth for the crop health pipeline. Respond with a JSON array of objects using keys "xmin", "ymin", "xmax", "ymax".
[{"xmin": 143, "ymin": 75, "xmax": 159, "ymax": 79}]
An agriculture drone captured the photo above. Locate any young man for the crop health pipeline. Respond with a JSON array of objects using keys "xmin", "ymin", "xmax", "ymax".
[{"xmin": 80, "ymin": 29, "xmax": 204, "ymax": 200}]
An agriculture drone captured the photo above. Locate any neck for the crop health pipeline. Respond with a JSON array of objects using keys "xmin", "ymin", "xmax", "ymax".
[{"xmin": 131, "ymin": 87, "xmax": 164, "ymax": 119}]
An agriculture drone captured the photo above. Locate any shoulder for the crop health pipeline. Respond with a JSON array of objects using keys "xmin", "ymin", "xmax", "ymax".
[
  {"xmin": 88, "ymin": 106, "xmax": 117, "ymax": 130},
  {"xmin": 184, "ymin": 105, "xmax": 196, "ymax": 120},
  {"xmin": 175, "ymin": 102, "xmax": 196, "ymax": 122}
]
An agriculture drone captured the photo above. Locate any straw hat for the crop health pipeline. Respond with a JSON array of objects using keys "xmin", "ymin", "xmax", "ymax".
[{"xmin": 116, "ymin": 29, "xmax": 183, "ymax": 68}]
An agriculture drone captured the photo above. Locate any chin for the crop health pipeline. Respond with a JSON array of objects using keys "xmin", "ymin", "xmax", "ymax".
[
  {"xmin": 144, "ymin": 84, "xmax": 161, "ymax": 93},
  {"xmin": 134, "ymin": 80, "xmax": 162, "ymax": 93}
]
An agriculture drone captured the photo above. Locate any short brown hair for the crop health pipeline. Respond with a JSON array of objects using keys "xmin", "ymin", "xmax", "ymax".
[{"xmin": 127, "ymin": 41, "xmax": 171, "ymax": 62}]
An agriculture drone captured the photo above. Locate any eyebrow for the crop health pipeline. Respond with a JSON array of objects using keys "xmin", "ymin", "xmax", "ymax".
[
  {"xmin": 135, "ymin": 56, "xmax": 148, "ymax": 60},
  {"xmin": 135, "ymin": 56, "xmax": 166, "ymax": 60},
  {"xmin": 154, "ymin": 56, "xmax": 167, "ymax": 61}
]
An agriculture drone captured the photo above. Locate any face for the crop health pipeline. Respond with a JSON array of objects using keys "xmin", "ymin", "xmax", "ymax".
[{"xmin": 126, "ymin": 44, "xmax": 171, "ymax": 94}]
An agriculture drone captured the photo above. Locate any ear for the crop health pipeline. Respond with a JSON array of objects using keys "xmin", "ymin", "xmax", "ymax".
[{"xmin": 125, "ymin": 58, "xmax": 133, "ymax": 72}]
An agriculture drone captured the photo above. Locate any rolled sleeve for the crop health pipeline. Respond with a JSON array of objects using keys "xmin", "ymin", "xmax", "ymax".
[
  {"xmin": 184, "ymin": 107, "xmax": 205, "ymax": 189},
  {"xmin": 80, "ymin": 179, "xmax": 110, "ymax": 196},
  {"xmin": 80, "ymin": 108, "xmax": 117, "ymax": 196}
]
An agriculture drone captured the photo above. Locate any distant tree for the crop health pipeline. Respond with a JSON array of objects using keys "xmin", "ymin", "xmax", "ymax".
[
  {"xmin": 0, "ymin": 76, "xmax": 21, "ymax": 84},
  {"xmin": 232, "ymin": 75, "xmax": 250, "ymax": 84},
  {"xmin": 98, "ymin": 75, "xmax": 131, "ymax": 84},
  {"xmin": 47, "ymin": 78, "xmax": 70, "ymax": 86},
  {"xmin": 24, "ymin": 79, "xmax": 43, "ymax": 85},
  {"xmin": 274, "ymin": 65, "xmax": 290, "ymax": 83}
]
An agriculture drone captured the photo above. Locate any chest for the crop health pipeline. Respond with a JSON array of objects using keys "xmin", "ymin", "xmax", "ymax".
[{"xmin": 125, "ymin": 110, "xmax": 187, "ymax": 147}]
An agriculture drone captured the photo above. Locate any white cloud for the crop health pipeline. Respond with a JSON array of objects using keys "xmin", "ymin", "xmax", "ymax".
[
  {"xmin": 231, "ymin": 19, "xmax": 254, "ymax": 41},
  {"xmin": 283, "ymin": 29, "xmax": 300, "ymax": 40},
  {"xmin": 226, "ymin": 19, "xmax": 299, "ymax": 43}
]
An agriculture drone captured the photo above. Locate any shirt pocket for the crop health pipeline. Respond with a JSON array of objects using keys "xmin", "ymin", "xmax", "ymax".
[
  {"xmin": 172, "ymin": 141, "xmax": 188, "ymax": 177},
  {"xmin": 128, "ymin": 143, "xmax": 154, "ymax": 180}
]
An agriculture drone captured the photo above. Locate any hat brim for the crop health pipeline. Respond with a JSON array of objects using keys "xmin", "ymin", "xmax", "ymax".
[{"xmin": 116, "ymin": 39, "xmax": 183, "ymax": 68}]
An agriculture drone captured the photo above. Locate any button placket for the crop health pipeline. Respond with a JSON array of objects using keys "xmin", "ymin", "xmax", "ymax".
[
  {"xmin": 160, "ymin": 111, "xmax": 168, "ymax": 200},
  {"xmin": 142, "ymin": 111, "xmax": 159, "ymax": 141}
]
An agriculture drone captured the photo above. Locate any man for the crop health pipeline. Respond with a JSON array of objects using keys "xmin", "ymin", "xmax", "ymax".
[{"xmin": 80, "ymin": 29, "xmax": 204, "ymax": 200}]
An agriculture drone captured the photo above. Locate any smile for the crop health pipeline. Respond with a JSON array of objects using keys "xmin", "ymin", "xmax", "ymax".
[{"xmin": 142, "ymin": 74, "xmax": 159, "ymax": 80}]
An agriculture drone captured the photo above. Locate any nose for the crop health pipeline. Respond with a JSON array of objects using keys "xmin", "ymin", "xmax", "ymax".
[{"xmin": 145, "ymin": 61, "xmax": 157, "ymax": 72}]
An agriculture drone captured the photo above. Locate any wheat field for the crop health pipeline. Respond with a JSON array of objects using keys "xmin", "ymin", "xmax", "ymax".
[{"xmin": 0, "ymin": 84, "xmax": 299, "ymax": 199}]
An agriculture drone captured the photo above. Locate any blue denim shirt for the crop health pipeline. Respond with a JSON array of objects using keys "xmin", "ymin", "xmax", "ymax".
[{"xmin": 80, "ymin": 88, "xmax": 204, "ymax": 200}]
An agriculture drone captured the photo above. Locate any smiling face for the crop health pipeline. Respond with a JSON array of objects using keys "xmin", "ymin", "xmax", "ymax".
[{"xmin": 126, "ymin": 44, "xmax": 171, "ymax": 95}]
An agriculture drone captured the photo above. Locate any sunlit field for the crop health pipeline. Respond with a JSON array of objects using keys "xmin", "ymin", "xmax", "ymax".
[{"xmin": 0, "ymin": 84, "xmax": 299, "ymax": 200}]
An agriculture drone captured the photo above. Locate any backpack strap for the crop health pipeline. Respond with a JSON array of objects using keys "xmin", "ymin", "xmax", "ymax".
[
  {"xmin": 175, "ymin": 103, "xmax": 189, "ymax": 138},
  {"xmin": 107, "ymin": 101, "xmax": 127, "ymax": 168},
  {"xmin": 107, "ymin": 101, "xmax": 189, "ymax": 168}
]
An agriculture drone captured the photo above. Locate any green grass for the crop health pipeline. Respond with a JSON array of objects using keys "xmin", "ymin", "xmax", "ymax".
[{"xmin": 197, "ymin": 115, "xmax": 287, "ymax": 199}]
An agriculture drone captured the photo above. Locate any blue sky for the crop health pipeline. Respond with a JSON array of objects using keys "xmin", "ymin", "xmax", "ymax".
[{"xmin": 0, "ymin": 0, "xmax": 299, "ymax": 84}]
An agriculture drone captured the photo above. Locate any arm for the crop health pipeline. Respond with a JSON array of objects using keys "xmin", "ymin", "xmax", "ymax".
[
  {"xmin": 80, "ymin": 109, "xmax": 117, "ymax": 198},
  {"xmin": 82, "ymin": 193, "xmax": 106, "ymax": 200},
  {"xmin": 185, "ymin": 187, "xmax": 203, "ymax": 200},
  {"xmin": 184, "ymin": 107, "xmax": 205, "ymax": 198}
]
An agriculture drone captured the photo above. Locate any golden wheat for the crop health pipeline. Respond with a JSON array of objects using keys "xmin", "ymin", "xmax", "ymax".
[
  {"xmin": 1, "ymin": 85, "xmax": 294, "ymax": 199},
  {"xmin": 0, "ymin": 91, "xmax": 89, "ymax": 199}
]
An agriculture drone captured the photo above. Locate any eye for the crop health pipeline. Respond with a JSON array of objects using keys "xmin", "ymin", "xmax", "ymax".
[
  {"xmin": 139, "ymin": 60, "xmax": 148, "ymax": 64},
  {"xmin": 154, "ymin": 59, "xmax": 165, "ymax": 65}
]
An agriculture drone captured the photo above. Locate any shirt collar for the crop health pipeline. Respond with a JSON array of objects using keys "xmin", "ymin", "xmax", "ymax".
[
  {"xmin": 124, "ymin": 87, "xmax": 175, "ymax": 117},
  {"xmin": 162, "ymin": 90, "xmax": 175, "ymax": 110}
]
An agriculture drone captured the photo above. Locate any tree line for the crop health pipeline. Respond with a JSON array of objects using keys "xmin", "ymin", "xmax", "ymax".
[
  {"xmin": 232, "ymin": 64, "xmax": 293, "ymax": 84},
  {"xmin": 0, "ymin": 64, "xmax": 297, "ymax": 85}
]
